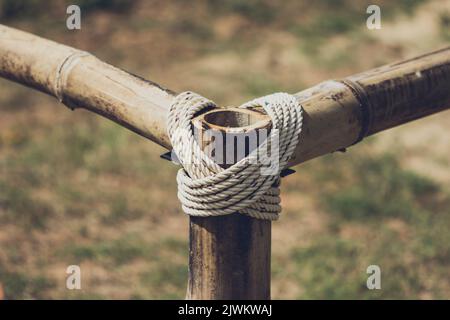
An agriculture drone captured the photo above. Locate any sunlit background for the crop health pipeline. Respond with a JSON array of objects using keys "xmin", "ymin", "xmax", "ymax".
[{"xmin": 0, "ymin": 0, "xmax": 449, "ymax": 299}]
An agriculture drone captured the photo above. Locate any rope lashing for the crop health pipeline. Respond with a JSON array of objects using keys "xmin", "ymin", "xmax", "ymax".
[{"xmin": 167, "ymin": 91, "xmax": 303, "ymax": 220}]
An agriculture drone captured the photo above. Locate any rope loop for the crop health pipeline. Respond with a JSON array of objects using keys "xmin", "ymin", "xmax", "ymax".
[{"xmin": 167, "ymin": 91, "xmax": 303, "ymax": 220}]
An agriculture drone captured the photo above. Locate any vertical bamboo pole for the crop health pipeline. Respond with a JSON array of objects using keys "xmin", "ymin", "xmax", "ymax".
[
  {"xmin": 186, "ymin": 109, "xmax": 272, "ymax": 300},
  {"xmin": 187, "ymin": 216, "xmax": 271, "ymax": 299}
]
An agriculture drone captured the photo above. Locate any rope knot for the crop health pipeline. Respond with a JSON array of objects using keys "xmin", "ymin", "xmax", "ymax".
[{"xmin": 167, "ymin": 91, "xmax": 303, "ymax": 220}]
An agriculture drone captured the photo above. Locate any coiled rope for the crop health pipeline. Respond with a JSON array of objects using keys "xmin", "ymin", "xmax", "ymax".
[{"xmin": 167, "ymin": 91, "xmax": 303, "ymax": 220}]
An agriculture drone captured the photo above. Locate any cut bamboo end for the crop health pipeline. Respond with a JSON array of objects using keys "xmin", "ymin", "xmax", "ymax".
[{"xmin": 195, "ymin": 107, "xmax": 271, "ymax": 133}]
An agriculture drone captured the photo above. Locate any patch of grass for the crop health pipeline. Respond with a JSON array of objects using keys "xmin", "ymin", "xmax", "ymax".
[
  {"xmin": 395, "ymin": 0, "xmax": 428, "ymax": 14},
  {"xmin": 0, "ymin": 84, "xmax": 36, "ymax": 112},
  {"xmin": 10, "ymin": 118, "xmax": 147, "ymax": 178},
  {"xmin": 140, "ymin": 263, "xmax": 187, "ymax": 299},
  {"xmin": 290, "ymin": 237, "xmax": 369, "ymax": 299},
  {"xmin": 74, "ymin": 0, "xmax": 135, "ymax": 13},
  {"xmin": 61, "ymin": 235, "xmax": 153, "ymax": 265},
  {"xmin": 286, "ymin": 148, "xmax": 449, "ymax": 299},
  {"xmin": 289, "ymin": 228, "xmax": 436, "ymax": 299},
  {"xmin": 0, "ymin": 268, "xmax": 55, "ymax": 299},
  {"xmin": 101, "ymin": 195, "xmax": 143, "ymax": 225},
  {"xmin": 66, "ymin": 292, "xmax": 108, "ymax": 300},
  {"xmin": 15, "ymin": 123, "xmax": 98, "ymax": 173},
  {"xmin": 59, "ymin": 236, "xmax": 188, "ymax": 299},
  {"xmin": 102, "ymin": 196, "xmax": 129, "ymax": 225},
  {"xmin": 169, "ymin": 19, "xmax": 214, "ymax": 41},
  {"xmin": 292, "ymin": 0, "xmax": 429, "ymax": 58},
  {"xmin": 0, "ymin": 182, "xmax": 54, "ymax": 230},
  {"xmin": 0, "ymin": 0, "xmax": 134, "ymax": 21},
  {"xmin": 321, "ymin": 153, "xmax": 442, "ymax": 221},
  {"xmin": 440, "ymin": 13, "xmax": 450, "ymax": 40},
  {"xmin": 208, "ymin": 0, "xmax": 276, "ymax": 24},
  {"xmin": 311, "ymin": 12, "xmax": 355, "ymax": 35},
  {"xmin": 413, "ymin": 207, "xmax": 450, "ymax": 265},
  {"xmin": 242, "ymin": 74, "xmax": 283, "ymax": 97},
  {"xmin": 160, "ymin": 238, "xmax": 187, "ymax": 257},
  {"xmin": 59, "ymin": 235, "xmax": 188, "ymax": 299},
  {"xmin": 0, "ymin": 0, "xmax": 43, "ymax": 20},
  {"xmin": 61, "ymin": 236, "xmax": 187, "ymax": 269},
  {"xmin": 56, "ymin": 185, "xmax": 90, "ymax": 218},
  {"xmin": 292, "ymin": 11, "xmax": 360, "ymax": 59}
]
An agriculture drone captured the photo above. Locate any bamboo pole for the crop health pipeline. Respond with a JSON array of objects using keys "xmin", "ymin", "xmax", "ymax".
[
  {"xmin": 188, "ymin": 215, "xmax": 271, "ymax": 299},
  {"xmin": 1, "ymin": 25, "xmax": 449, "ymax": 167},
  {"xmin": 0, "ymin": 24, "xmax": 175, "ymax": 149},
  {"xmin": 187, "ymin": 112, "xmax": 272, "ymax": 299},
  {"xmin": 1, "ymin": 25, "xmax": 450, "ymax": 300}
]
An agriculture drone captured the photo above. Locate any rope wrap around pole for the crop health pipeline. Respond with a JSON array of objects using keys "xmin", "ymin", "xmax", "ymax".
[{"xmin": 167, "ymin": 91, "xmax": 303, "ymax": 220}]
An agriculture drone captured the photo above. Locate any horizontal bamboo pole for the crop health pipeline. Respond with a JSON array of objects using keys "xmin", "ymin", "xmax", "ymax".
[
  {"xmin": 1, "ymin": 24, "xmax": 449, "ymax": 166},
  {"xmin": 0, "ymin": 24, "xmax": 175, "ymax": 149},
  {"xmin": 289, "ymin": 47, "xmax": 450, "ymax": 164}
]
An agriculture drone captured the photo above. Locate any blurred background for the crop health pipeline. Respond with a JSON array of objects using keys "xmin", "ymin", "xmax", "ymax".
[{"xmin": 0, "ymin": 0, "xmax": 449, "ymax": 299}]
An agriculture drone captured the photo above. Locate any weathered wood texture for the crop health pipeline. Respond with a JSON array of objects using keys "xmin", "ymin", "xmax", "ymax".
[
  {"xmin": 1, "ymin": 25, "xmax": 449, "ymax": 166},
  {"xmin": 288, "ymin": 47, "xmax": 450, "ymax": 164},
  {"xmin": 0, "ymin": 24, "xmax": 175, "ymax": 149},
  {"xmin": 188, "ymin": 215, "xmax": 271, "ymax": 300},
  {"xmin": 187, "ymin": 111, "xmax": 272, "ymax": 300}
]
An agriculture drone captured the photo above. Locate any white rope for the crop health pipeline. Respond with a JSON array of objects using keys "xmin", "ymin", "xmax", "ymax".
[{"xmin": 167, "ymin": 91, "xmax": 303, "ymax": 220}]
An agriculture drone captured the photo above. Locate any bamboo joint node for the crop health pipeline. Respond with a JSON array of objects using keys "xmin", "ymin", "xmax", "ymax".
[
  {"xmin": 54, "ymin": 50, "xmax": 91, "ymax": 109},
  {"xmin": 167, "ymin": 91, "xmax": 303, "ymax": 221},
  {"xmin": 335, "ymin": 78, "xmax": 374, "ymax": 144}
]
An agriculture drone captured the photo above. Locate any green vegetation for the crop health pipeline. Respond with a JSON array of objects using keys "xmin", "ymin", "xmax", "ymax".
[
  {"xmin": 290, "ymin": 237, "xmax": 368, "ymax": 299},
  {"xmin": 242, "ymin": 74, "xmax": 284, "ymax": 97},
  {"xmin": 0, "ymin": 0, "xmax": 134, "ymax": 20},
  {"xmin": 321, "ymin": 153, "xmax": 441, "ymax": 221},
  {"xmin": 440, "ymin": 13, "xmax": 450, "ymax": 40},
  {"xmin": 139, "ymin": 263, "xmax": 187, "ymax": 299},
  {"xmin": 58, "ymin": 235, "xmax": 188, "ymax": 298},
  {"xmin": 61, "ymin": 235, "xmax": 152, "ymax": 265},
  {"xmin": 208, "ymin": 0, "xmax": 277, "ymax": 24},
  {"xmin": 0, "ymin": 182, "xmax": 54, "ymax": 230},
  {"xmin": 280, "ymin": 147, "xmax": 450, "ymax": 299}
]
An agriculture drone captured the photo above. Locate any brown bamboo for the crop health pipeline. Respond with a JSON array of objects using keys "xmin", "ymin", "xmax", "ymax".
[
  {"xmin": 1, "ymin": 24, "xmax": 450, "ymax": 301},
  {"xmin": 187, "ymin": 111, "xmax": 272, "ymax": 299},
  {"xmin": 0, "ymin": 24, "xmax": 175, "ymax": 149},
  {"xmin": 288, "ymin": 47, "xmax": 450, "ymax": 164},
  {"xmin": 1, "ymin": 25, "xmax": 449, "ymax": 166}
]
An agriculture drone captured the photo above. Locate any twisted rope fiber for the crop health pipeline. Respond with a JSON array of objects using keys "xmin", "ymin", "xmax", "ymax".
[{"xmin": 167, "ymin": 91, "xmax": 303, "ymax": 220}]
